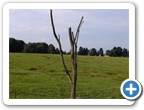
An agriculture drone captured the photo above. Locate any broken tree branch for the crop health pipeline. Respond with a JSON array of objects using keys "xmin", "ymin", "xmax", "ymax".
[
  {"xmin": 71, "ymin": 32, "xmax": 74, "ymax": 42},
  {"xmin": 74, "ymin": 16, "xmax": 84, "ymax": 43},
  {"xmin": 68, "ymin": 28, "xmax": 75, "ymax": 74},
  {"xmin": 58, "ymin": 34, "xmax": 60, "ymax": 41},
  {"xmin": 50, "ymin": 9, "xmax": 72, "ymax": 83},
  {"xmin": 50, "ymin": 9, "xmax": 84, "ymax": 99}
]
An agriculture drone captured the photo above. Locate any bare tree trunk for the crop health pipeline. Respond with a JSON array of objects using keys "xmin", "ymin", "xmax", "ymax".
[
  {"xmin": 50, "ymin": 9, "xmax": 84, "ymax": 99},
  {"xmin": 69, "ymin": 28, "xmax": 77, "ymax": 99},
  {"xmin": 69, "ymin": 16, "xmax": 83, "ymax": 99},
  {"xmin": 71, "ymin": 60, "xmax": 77, "ymax": 99}
]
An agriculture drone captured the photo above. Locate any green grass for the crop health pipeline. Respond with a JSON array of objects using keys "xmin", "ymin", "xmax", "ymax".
[{"xmin": 9, "ymin": 53, "xmax": 129, "ymax": 99}]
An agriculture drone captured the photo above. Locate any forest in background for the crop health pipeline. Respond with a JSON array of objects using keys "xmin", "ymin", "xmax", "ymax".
[{"xmin": 9, "ymin": 37, "xmax": 129, "ymax": 57}]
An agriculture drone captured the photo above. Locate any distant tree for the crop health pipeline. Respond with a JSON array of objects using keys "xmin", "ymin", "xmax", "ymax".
[
  {"xmin": 78, "ymin": 46, "xmax": 83, "ymax": 55},
  {"xmin": 78, "ymin": 46, "xmax": 89, "ymax": 55},
  {"xmin": 106, "ymin": 50, "xmax": 111, "ymax": 56},
  {"xmin": 9, "ymin": 38, "xmax": 16, "ymax": 52},
  {"xmin": 85, "ymin": 48, "xmax": 89, "ymax": 55},
  {"xmin": 36, "ymin": 43, "xmax": 48, "ymax": 53},
  {"xmin": 55, "ymin": 48, "xmax": 60, "ymax": 54},
  {"xmin": 16, "ymin": 40, "xmax": 25, "ymax": 52},
  {"xmin": 122, "ymin": 48, "xmax": 128, "ymax": 57},
  {"xmin": 48, "ymin": 44, "xmax": 55, "ymax": 54},
  {"xmin": 23, "ymin": 43, "xmax": 36, "ymax": 53},
  {"xmin": 83, "ymin": 47, "xmax": 89, "ymax": 55},
  {"xmin": 116, "ymin": 47, "xmax": 122, "ymax": 57},
  {"xmin": 98, "ymin": 48, "xmax": 104, "ymax": 56},
  {"xmin": 89, "ymin": 48, "xmax": 97, "ymax": 56},
  {"xmin": 109, "ymin": 47, "xmax": 122, "ymax": 57},
  {"xmin": 9, "ymin": 38, "xmax": 25, "ymax": 52},
  {"xmin": 127, "ymin": 51, "xmax": 129, "ymax": 57}
]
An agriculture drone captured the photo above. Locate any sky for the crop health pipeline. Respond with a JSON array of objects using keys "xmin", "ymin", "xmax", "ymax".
[{"xmin": 9, "ymin": 9, "xmax": 129, "ymax": 53}]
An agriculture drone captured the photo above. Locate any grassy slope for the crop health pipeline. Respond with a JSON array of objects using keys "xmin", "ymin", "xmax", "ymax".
[{"xmin": 9, "ymin": 53, "xmax": 129, "ymax": 99}]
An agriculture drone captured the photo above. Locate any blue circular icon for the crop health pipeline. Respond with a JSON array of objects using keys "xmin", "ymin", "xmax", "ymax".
[
  {"xmin": 121, "ymin": 79, "xmax": 142, "ymax": 100},
  {"xmin": 123, "ymin": 81, "xmax": 139, "ymax": 97}
]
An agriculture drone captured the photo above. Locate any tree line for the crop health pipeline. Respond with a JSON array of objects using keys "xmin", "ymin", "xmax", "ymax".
[
  {"xmin": 9, "ymin": 38, "xmax": 129, "ymax": 57},
  {"xmin": 9, "ymin": 38, "xmax": 66, "ymax": 54},
  {"xmin": 105, "ymin": 47, "xmax": 129, "ymax": 57}
]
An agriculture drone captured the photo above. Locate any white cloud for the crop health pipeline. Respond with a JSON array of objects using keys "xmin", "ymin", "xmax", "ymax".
[{"xmin": 9, "ymin": 9, "xmax": 51, "ymax": 34}]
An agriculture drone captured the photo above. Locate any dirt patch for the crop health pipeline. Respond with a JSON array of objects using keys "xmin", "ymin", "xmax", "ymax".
[
  {"xmin": 79, "ymin": 60, "xmax": 90, "ymax": 63},
  {"xmin": 113, "ymin": 65, "xmax": 120, "ymax": 67},
  {"xmin": 61, "ymin": 69, "xmax": 72, "ymax": 72},
  {"xmin": 29, "ymin": 67, "xmax": 37, "ymax": 70},
  {"xmin": 90, "ymin": 74, "xmax": 107, "ymax": 78},
  {"xmin": 42, "ymin": 68, "xmax": 47, "ymax": 70},
  {"xmin": 105, "ymin": 72, "xmax": 117, "ymax": 75},
  {"xmin": 49, "ymin": 73, "xmax": 66, "ymax": 76},
  {"xmin": 10, "ymin": 72, "xmax": 28, "ymax": 75},
  {"xmin": 49, "ymin": 69, "xmax": 55, "ymax": 72}
]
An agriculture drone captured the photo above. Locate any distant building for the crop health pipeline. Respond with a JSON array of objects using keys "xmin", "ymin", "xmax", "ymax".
[{"xmin": 105, "ymin": 54, "xmax": 109, "ymax": 57}]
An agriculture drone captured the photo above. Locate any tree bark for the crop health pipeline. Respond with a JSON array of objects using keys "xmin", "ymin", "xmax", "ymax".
[
  {"xmin": 50, "ymin": 9, "xmax": 84, "ymax": 99},
  {"xmin": 68, "ymin": 28, "xmax": 77, "ymax": 99},
  {"xmin": 70, "ymin": 16, "xmax": 83, "ymax": 99},
  {"xmin": 50, "ymin": 10, "xmax": 72, "ymax": 84}
]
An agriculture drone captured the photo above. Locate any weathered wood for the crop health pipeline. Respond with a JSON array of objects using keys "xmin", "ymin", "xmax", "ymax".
[
  {"xmin": 71, "ymin": 16, "xmax": 84, "ymax": 98},
  {"xmin": 50, "ymin": 9, "xmax": 84, "ymax": 99},
  {"xmin": 50, "ymin": 10, "xmax": 72, "ymax": 83},
  {"xmin": 68, "ymin": 28, "xmax": 76, "ymax": 99},
  {"xmin": 71, "ymin": 41, "xmax": 78, "ymax": 99},
  {"xmin": 71, "ymin": 32, "xmax": 74, "ymax": 42},
  {"xmin": 74, "ymin": 16, "xmax": 84, "ymax": 43},
  {"xmin": 68, "ymin": 28, "xmax": 74, "ymax": 74}
]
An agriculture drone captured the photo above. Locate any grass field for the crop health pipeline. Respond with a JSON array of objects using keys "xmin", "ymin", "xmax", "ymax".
[{"xmin": 9, "ymin": 53, "xmax": 129, "ymax": 99}]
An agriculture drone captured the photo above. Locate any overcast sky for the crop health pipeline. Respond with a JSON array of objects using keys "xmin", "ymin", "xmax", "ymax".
[{"xmin": 9, "ymin": 9, "xmax": 129, "ymax": 53}]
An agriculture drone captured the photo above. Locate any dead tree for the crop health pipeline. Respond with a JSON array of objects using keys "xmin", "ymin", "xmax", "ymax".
[{"xmin": 50, "ymin": 9, "xmax": 84, "ymax": 99}]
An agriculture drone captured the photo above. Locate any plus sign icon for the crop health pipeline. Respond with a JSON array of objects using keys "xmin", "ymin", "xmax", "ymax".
[{"xmin": 121, "ymin": 79, "xmax": 142, "ymax": 100}]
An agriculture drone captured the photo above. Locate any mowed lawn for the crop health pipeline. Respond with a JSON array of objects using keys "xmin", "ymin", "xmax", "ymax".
[{"xmin": 9, "ymin": 53, "xmax": 129, "ymax": 99}]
